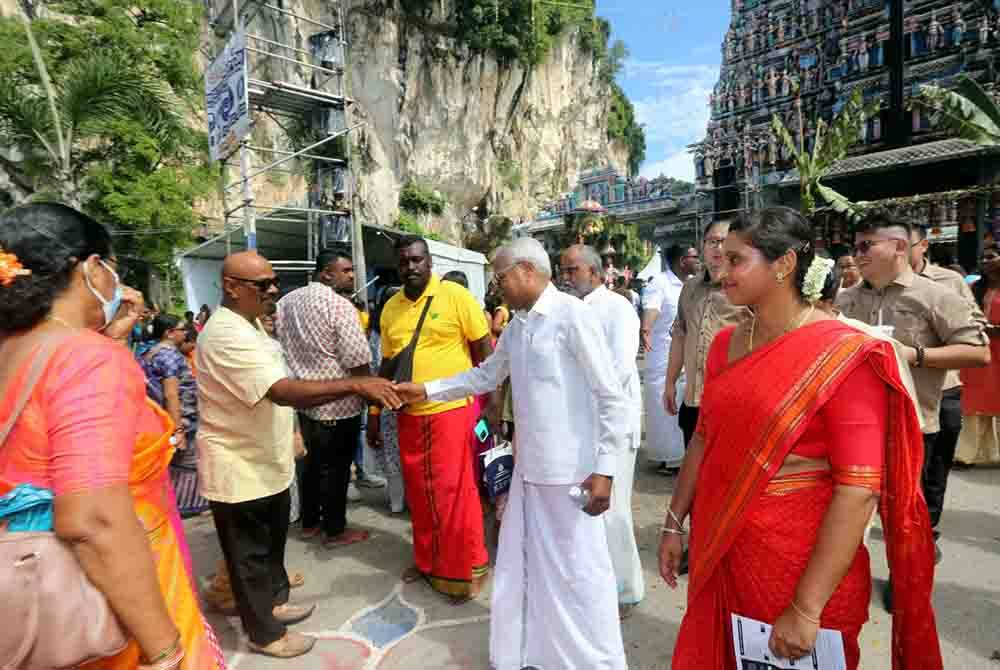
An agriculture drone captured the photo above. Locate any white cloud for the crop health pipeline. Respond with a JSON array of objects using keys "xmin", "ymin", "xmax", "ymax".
[
  {"xmin": 640, "ymin": 150, "xmax": 696, "ymax": 181},
  {"xmin": 621, "ymin": 58, "xmax": 718, "ymax": 182},
  {"xmin": 625, "ymin": 60, "xmax": 718, "ymax": 146}
]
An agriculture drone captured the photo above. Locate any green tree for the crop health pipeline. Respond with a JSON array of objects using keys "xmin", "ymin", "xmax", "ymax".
[
  {"xmin": 0, "ymin": 0, "xmax": 213, "ymax": 266},
  {"xmin": 915, "ymin": 74, "xmax": 1000, "ymax": 146},
  {"xmin": 771, "ymin": 90, "xmax": 877, "ymax": 217}
]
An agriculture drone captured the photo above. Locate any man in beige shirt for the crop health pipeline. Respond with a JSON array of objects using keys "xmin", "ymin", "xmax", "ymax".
[
  {"xmin": 663, "ymin": 220, "xmax": 750, "ymax": 449},
  {"xmin": 836, "ymin": 214, "xmax": 988, "ymax": 563},
  {"xmin": 197, "ymin": 251, "xmax": 400, "ymax": 658},
  {"xmin": 908, "ymin": 223, "xmax": 979, "ymax": 536}
]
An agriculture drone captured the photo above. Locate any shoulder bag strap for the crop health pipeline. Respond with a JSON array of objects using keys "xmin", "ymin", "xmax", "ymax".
[
  {"xmin": 406, "ymin": 296, "xmax": 434, "ymax": 351},
  {"xmin": 0, "ymin": 336, "xmax": 68, "ymax": 447}
]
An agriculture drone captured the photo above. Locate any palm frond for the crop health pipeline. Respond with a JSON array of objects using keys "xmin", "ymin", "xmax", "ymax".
[
  {"xmin": 58, "ymin": 52, "xmax": 185, "ymax": 142},
  {"xmin": 916, "ymin": 80, "xmax": 1000, "ymax": 146},
  {"xmin": 815, "ymin": 182, "xmax": 868, "ymax": 221}
]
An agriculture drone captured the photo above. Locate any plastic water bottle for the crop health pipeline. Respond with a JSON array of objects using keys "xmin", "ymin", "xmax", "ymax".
[{"xmin": 568, "ymin": 485, "xmax": 591, "ymax": 509}]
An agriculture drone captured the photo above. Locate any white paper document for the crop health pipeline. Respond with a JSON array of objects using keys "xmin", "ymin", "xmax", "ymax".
[{"xmin": 731, "ymin": 614, "xmax": 847, "ymax": 670}]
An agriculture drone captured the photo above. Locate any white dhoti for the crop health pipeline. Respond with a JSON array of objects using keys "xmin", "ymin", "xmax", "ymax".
[
  {"xmin": 642, "ymin": 352, "xmax": 685, "ymax": 465},
  {"xmin": 490, "ymin": 473, "xmax": 627, "ymax": 670},
  {"xmin": 604, "ymin": 445, "xmax": 644, "ymax": 605}
]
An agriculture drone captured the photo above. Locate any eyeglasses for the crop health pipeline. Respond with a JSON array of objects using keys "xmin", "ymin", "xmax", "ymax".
[
  {"xmin": 493, "ymin": 263, "xmax": 519, "ymax": 283},
  {"xmin": 226, "ymin": 274, "xmax": 280, "ymax": 292},
  {"xmin": 853, "ymin": 238, "xmax": 905, "ymax": 256},
  {"xmin": 704, "ymin": 238, "xmax": 726, "ymax": 249}
]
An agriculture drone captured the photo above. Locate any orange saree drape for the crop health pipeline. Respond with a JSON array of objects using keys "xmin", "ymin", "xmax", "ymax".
[
  {"xmin": 672, "ymin": 320, "xmax": 941, "ymax": 670},
  {"xmin": 85, "ymin": 400, "xmax": 225, "ymax": 670}
]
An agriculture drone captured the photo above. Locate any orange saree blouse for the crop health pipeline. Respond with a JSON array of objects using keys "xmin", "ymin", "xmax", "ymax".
[{"xmin": 0, "ymin": 331, "xmax": 224, "ymax": 670}]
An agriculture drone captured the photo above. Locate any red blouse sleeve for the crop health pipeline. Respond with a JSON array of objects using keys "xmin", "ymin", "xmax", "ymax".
[
  {"xmin": 819, "ymin": 359, "xmax": 888, "ymax": 491},
  {"xmin": 694, "ymin": 327, "xmax": 735, "ymax": 439},
  {"xmin": 39, "ymin": 333, "xmax": 145, "ymax": 495}
]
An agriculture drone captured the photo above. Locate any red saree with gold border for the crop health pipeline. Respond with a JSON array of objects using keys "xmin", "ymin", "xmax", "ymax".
[{"xmin": 671, "ymin": 320, "xmax": 941, "ymax": 670}]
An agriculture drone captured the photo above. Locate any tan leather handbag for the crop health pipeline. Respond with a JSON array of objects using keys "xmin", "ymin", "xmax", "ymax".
[{"xmin": 0, "ymin": 337, "xmax": 128, "ymax": 669}]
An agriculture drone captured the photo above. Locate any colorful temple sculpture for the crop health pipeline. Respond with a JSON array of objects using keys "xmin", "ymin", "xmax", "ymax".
[{"xmin": 681, "ymin": 0, "xmax": 1000, "ymax": 268}]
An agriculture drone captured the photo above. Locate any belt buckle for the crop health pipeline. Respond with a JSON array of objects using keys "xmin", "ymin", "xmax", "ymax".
[{"xmin": 319, "ymin": 418, "xmax": 338, "ymax": 427}]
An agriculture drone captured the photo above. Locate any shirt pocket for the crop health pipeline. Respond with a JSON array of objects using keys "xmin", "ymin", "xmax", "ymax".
[
  {"xmin": 892, "ymin": 309, "xmax": 931, "ymax": 347},
  {"xmin": 528, "ymin": 337, "xmax": 562, "ymax": 382}
]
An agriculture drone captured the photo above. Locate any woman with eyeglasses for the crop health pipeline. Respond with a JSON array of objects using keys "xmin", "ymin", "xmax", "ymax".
[
  {"xmin": 140, "ymin": 314, "xmax": 209, "ymax": 517},
  {"xmin": 955, "ymin": 241, "xmax": 1000, "ymax": 467},
  {"xmin": 0, "ymin": 203, "xmax": 224, "ymax": 670}
]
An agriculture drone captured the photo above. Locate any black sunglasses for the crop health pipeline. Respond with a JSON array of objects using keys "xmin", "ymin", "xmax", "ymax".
[{"xmin": 226, "ymin": 274, "xmax": 280, "ymax": 292}]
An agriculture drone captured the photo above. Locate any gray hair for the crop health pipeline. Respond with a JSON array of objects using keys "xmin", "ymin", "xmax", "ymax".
[
  {"xmin": 497, "ymin": 237, "xmax": 552, "ymax": 278},
  {"xmin": 574, "ymin": 244, "xmax": 604, "ymax": 279}
]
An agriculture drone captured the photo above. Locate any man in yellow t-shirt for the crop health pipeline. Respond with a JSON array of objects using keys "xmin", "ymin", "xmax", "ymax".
[{"xmin": 370, "ymin": 236, "xmax": 493, "ymax": 601}]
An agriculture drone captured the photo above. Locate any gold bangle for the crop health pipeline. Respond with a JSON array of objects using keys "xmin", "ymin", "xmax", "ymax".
[
  {"xmin": 790, "ymin": 599, "xmax": 821, "ymax": 625},
  {"xmin": 666, "ymin": 508, "xmax": 685, "ymax": 531},
  {"xmin": 661, "ymin": 526, "xmax": 686, "ymax": 536},
  {"xmin": 368, "ymin": 406, "xmax": 382, "ymax": 416},
  {"xmin": 143, "ymin": 634, "xmax": 181, "ymax": 665}
]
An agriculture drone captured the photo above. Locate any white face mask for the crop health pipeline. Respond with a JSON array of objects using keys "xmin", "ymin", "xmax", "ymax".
[{"xmin": 83, "ymin": 259, "xmax": 123, "ymax": 328}]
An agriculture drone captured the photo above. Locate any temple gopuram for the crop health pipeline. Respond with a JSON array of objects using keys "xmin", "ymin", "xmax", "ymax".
[{"xmin": 677, "ymin": 0, "xmax": 1000, "ymax": 269}]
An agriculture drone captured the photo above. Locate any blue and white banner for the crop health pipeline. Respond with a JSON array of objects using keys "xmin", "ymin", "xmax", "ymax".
[{"xmin": 205, "ymin": 31, "xmax": 249, "ymax": 162}]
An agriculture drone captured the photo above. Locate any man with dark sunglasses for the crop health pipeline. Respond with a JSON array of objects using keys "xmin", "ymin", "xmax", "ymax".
[
  {"xmin": 196, "ymin": 251, "xmax": 402, "ymax": 659},
  {"xmin": 837, "ymin": 214, "xmax": 988, "ymax": 576}
]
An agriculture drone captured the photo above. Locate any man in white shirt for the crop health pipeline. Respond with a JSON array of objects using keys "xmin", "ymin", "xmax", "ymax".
[
  {"xmin": 559, "ymin": 244, "xmax": 644, "ymax": 615},
  {"xmin": 396, "ymin": 237, "xmax": 630, "ymax": 670},
  {"xmin": 641, "ymin": 244, "xmax": 699, "ymax": 473}
]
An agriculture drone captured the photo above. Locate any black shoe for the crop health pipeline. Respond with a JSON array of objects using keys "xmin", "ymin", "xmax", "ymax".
[
  {"xmin": 882, "ymin": 580, "xmax": 893, "ymax": 612},
  {"xmin": 678, "ymin": 549, "xmax": 689, "ymax": 576}
]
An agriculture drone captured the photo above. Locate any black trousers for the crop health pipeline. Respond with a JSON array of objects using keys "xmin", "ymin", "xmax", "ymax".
[
  {"xmin": 923, "ymin": 387, "xmax": 963, "ymax": 530},
  {"xmin": 679, "ymin": 403, "xmax": 700, "ymax": 451},
  {"xmin": 298, "ymin": 413, "xmax": 361, "ymax": 537},
  {"xmin": 210, "ymin": 488, "xmax": 291, "ymax": 645}
]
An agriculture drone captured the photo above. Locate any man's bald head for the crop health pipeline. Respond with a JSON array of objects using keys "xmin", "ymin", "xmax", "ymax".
[
  {"xmin": 221, "ymin": 251, "xmax": 279, "ymax": 322},
  {"xmin": 222, "ymin": 250, "xmax": 272, "ymax": 278}
]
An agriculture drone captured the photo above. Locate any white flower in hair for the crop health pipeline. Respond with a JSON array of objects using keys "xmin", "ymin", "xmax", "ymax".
[{"xmin": 802, "ymin": 256, "xmax": 835, "ymax": 304}]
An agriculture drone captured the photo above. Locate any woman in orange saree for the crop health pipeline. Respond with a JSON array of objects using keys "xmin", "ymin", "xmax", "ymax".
[
  {"xmin": 659, "ymin": 207, "xmax": 941, "ymax": 670},
  {"xmin": 0, "ymin": 202, "xmax": 224, "ymax": 670}
]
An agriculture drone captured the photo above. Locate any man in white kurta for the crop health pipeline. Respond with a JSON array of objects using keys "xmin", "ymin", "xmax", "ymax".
[
  {"xmin": 559, "ymin": 245, "xmax": 644, "ymax": 611},
  {"xmin": 640, "ymin": 245, "xmax": 698, "ymax": 470},
  {"xmin": 398, "ymin": 238, "xmax": 630, "ymax": 670}
]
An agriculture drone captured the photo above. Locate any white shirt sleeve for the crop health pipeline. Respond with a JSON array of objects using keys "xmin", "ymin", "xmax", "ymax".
[
  {"xmin": 605, "ymin": 301, "xmax": 641, "ymax": 391},
  {"xmin": 424, "ymin": 328, "xmax": 512, "ymax": 401},
  {"xmin": 642, "ymin": 276, "xmax": 666, "ymax": 317},
  {"xmin": 568, "ymin": 306, "xmax": 628, "ymax": 476}
]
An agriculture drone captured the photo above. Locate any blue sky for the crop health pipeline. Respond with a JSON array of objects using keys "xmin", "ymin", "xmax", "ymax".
[{"xmin": 603, "ymin": 2, "xmax": 731, "ymax": 181}]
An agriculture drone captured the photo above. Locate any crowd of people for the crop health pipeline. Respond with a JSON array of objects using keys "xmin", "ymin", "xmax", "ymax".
[{"xmin": 0, "ymin": 200, "xmax": 997, "ymax": 669}]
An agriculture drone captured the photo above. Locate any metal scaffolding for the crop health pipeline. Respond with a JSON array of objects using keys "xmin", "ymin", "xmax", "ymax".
[{"xmin": 205, "ymin": 0, "xmax": 367, "ymax": 295}]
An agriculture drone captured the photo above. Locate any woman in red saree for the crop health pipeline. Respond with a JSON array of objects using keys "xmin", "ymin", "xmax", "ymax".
[
  {"xmin": 659, "ymin": 207, "xmax": 941, "ymax": 670},
  {"xmin": 0, "ymin": 203, "xmax": 224, "ymax": 670}
]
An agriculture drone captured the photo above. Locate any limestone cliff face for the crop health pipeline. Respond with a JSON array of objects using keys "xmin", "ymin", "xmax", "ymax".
[
  {"xmin": 248, "ymin": 0, "xmax": 629, "ymax": 242},
  {"xmin": 346, "ymin": 2, "xmax": 629, "ymax": 240}
]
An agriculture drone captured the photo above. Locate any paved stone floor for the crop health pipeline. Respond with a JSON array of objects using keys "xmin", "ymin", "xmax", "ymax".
[{"xmin": 184, "ymin": 454, "xmax": 1000, "ymax": 670}]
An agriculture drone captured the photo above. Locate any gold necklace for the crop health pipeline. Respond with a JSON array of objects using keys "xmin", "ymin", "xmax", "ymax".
[
  {"xmin": 47, "ymin": 315, "xmax": 76, "ymax": 328},
  {"xmin": 747, "ymin": 304, "xmax": 815, "ymax": 351}
]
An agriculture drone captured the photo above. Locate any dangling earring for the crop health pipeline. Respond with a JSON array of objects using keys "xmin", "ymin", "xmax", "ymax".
[{"xmin": 775, "ymin": 272, "xmax": 786, "ymax": 285}]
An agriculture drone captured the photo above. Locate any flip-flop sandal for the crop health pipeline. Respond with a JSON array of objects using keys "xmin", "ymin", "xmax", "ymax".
[{"xmin": 323, "ymin": 528, "xmax": 370, "ymax": 548}]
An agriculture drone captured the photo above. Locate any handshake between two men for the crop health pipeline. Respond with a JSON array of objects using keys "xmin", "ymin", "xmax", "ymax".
[
  {"xmin": 355, "ymin": 377, "xmax": 613, "ymax": 518},
  {"xmin": 351, "ymin": 378, "xmax": 430, "ymax": 412}
]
